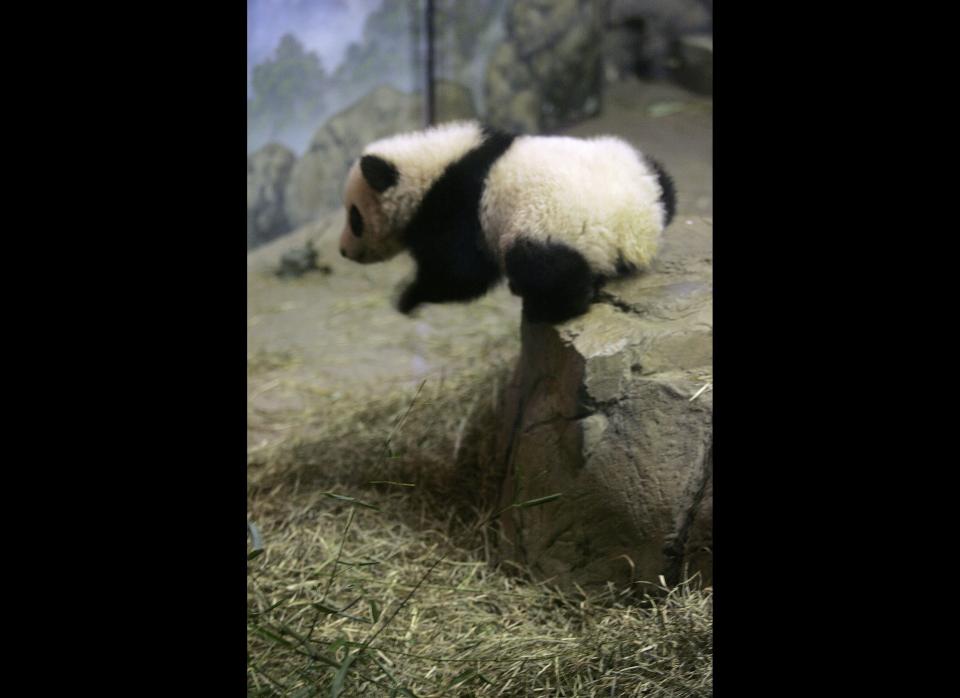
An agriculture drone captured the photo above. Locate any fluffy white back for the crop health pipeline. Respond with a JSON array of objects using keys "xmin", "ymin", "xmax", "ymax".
[{"xmin": 480, "ymin": 135, "xmax": 665, "ymax": 275}]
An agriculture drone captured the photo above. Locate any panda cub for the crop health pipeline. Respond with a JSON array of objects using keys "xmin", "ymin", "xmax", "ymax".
[{"xmin": 338, "ymin": 121, "xmax": 675, "ymax": 324}]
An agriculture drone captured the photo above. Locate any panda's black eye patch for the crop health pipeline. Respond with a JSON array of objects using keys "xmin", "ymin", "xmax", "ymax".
[{"xmin": 349, "ymin": 205, "xmax": 364, "ymax": 237}]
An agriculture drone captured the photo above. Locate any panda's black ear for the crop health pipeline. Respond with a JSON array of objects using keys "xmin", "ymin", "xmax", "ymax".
[{"xmin": 360, "ymin": 155, "xmax": 399, "ymax": 193}]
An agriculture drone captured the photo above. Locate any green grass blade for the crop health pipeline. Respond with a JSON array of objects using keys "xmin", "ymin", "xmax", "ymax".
[
  {"xmin": 514, "ymin": 493, "xmax": 563, "ymax": 508},
  {"xmin": 446, "ymin": 669, "xmax": 478, "ymax": 689},
  {"xmin": 321, "ymin": 492, "xmax": 381, "ymax": 511},
  {"xmin": 252, "ymin": 625, "xmax": 294, "ymax": 649},
  {"xmin": 330, "ymin": 650, "xmax": 358, "ymax": 698}
]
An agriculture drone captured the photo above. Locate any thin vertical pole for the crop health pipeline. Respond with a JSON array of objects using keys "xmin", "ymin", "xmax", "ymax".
[{"xmin": 424, "ymin": 0, "xmax": 436, "ymax": 127}]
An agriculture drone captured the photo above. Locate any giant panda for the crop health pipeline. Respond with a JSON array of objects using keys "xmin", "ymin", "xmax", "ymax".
[{"xmin": 338, "ymin": 120, "xmax": 676, "ymax": 324}]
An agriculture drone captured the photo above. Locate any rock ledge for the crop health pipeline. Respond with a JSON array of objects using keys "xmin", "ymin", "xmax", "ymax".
[{"xmin": 496, "ymin": 217, "xmax": 713, "ymax": 591}]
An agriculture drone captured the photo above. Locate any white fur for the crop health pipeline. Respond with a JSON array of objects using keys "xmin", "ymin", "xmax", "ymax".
[
  {"xmin": 480, "ymin": 135, "xmax": 665, "ymax": 275},
  {"xmin": 346, "ymin": 120, "xmax": 667, "ymax": 276},
  {"xmin": 361, "ymin": 121, "xmax": 484, "ymax": 236}
]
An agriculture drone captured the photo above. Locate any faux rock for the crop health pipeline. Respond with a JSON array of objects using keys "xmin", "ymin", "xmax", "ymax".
[{"xmin": 496, "ymin": 217, "xmax": 713, "ymax": 592}]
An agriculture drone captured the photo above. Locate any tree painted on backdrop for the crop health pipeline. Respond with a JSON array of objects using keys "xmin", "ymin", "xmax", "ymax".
[{"xmin": 248, "ymin": 34, "xmax": 328, "ymax": 140}]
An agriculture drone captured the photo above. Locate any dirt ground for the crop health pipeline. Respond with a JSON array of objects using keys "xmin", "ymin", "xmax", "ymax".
[{"xmin": 247, "ymin": 77, "xmax": 712, "ymax": 453}]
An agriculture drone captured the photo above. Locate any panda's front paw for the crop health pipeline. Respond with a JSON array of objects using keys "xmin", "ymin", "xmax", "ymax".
[
  {"xmin": 396, "ymin": 285, "xmax": 422, "ymax": 315},
  {"xmin": 397, "ymin": 298, "xmax": 421, "ymax": 315}
]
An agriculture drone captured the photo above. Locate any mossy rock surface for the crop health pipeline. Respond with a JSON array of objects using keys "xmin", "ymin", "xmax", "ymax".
[{"xmin": 485, "ymin": 0, "xmax": 603, "ymax": 133}]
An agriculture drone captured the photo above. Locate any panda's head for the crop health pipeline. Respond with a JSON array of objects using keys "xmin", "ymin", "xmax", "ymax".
[{"xmin": 339, "ymin": 154, "xmax": 404, "ymax": 264}]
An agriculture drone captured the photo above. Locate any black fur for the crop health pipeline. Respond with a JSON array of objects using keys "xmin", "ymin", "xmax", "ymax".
[
  {"xmin": 397, "ymin": 128, "xmax": 515, "ymax": 314},
  {"xmin": 360, "ymin": 154, "xmax": 399, "ymax": 193},
  {"xmin": 645, "ymin": 156, "xmax": 677, "ymax": 226},
  {"xmin": 349, "ymin": 204, "xmax": 364, "ymax": 237},
  {"xmin": 505, "ymin": 238, "xmax": 598, "ymax": 324}
]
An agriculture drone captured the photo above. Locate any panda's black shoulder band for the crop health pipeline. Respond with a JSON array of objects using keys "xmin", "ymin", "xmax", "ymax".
[
  {"xmin": 399, "ymin": 124, "xmax": 516, "ymax": 306},
  {"xmin": 479, "ymin": 124, "xmax": 516, "ymax": 156}
]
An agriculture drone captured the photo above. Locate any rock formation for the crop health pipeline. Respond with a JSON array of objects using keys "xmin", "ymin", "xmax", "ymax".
[
  {"xmin": 496, "ymin": 217, "xmax": 713, "ymax": 592},
  {"xmin": 484, "ymin": 0, "xmax": 604, "ymax": 133},
  {"xmin": 247, "ymin": 143, "xmax": 296, "ymax": 249}
]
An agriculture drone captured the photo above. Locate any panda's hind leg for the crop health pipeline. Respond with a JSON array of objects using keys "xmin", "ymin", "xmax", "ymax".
[{"xmin": 505, "ymin": 238, "xmax": 598, "ymax": 324}]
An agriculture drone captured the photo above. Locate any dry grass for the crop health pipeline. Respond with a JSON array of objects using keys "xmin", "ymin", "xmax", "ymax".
[{"xmin": 248, "ymin": 361, "xmax": 712, "ymax": 696}]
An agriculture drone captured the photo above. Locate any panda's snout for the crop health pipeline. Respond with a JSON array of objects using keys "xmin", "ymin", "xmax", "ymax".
[{"xmin": 340, "ymin": 247, "xmax": 347, "ymax": 258}]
